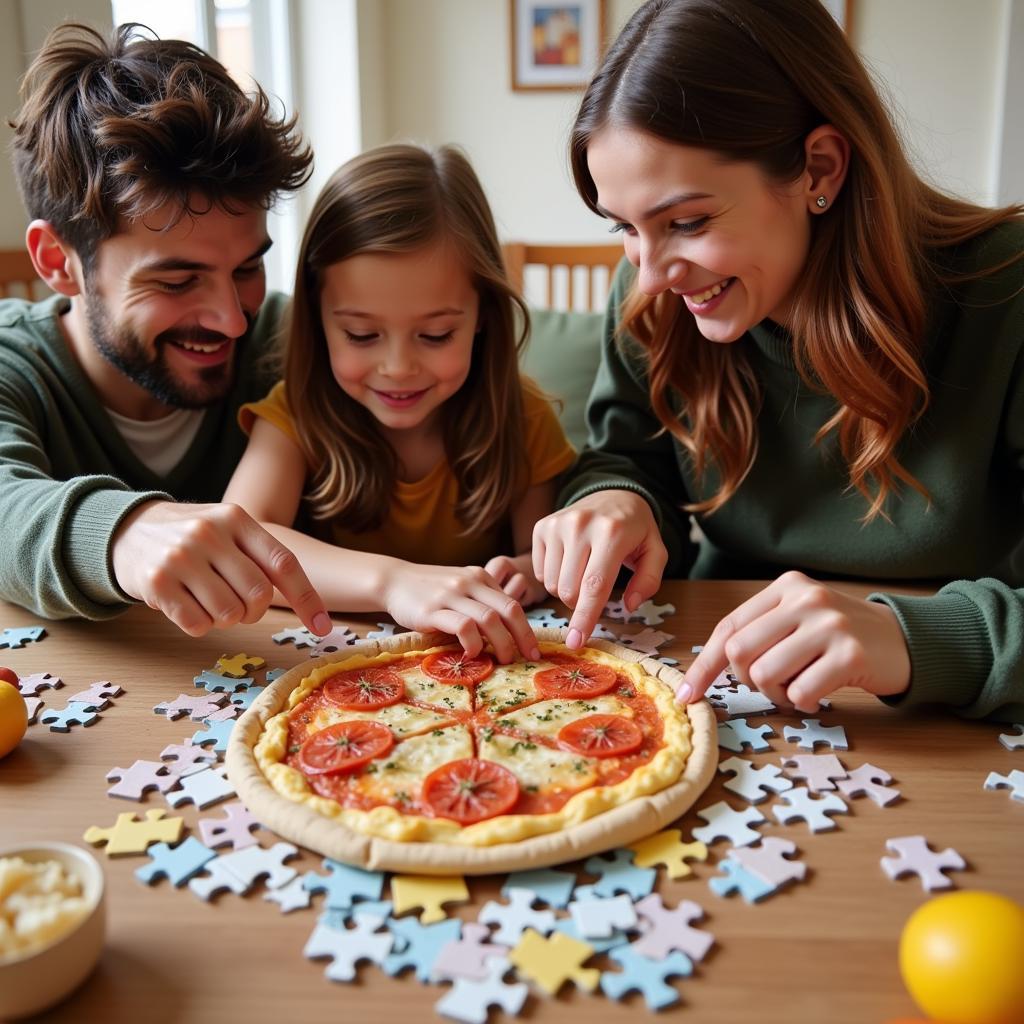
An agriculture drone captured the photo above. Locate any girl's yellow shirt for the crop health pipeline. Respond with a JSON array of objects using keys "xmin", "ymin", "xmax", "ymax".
[{"xmin": 239, "ymin": 378, "xmax": 575, "ymax": 566}]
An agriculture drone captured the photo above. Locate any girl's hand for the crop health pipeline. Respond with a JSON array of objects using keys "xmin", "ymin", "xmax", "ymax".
[
  {"xmin": 382, "ymin": 562, "xmax": 541, "ymax": 664},
  {"xmin": 483, "ymin": 554, "xmax": 548, "ymax": 608},
  {"xmin": 531, "ymin": 490, "xmax": 668, "ymax": 649},
  {"xmin": 681, "ymin": 571, "xmax": 912, "ymax": 711}
]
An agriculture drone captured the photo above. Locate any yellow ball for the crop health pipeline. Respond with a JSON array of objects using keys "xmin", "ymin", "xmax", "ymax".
[
  {"xmin": 900, "ymin": 890, "xmax": 1024, "ymax": 1024},
  {"xmin": 0, "ymin": 670, "xmax": 28, "ymax": 758}
]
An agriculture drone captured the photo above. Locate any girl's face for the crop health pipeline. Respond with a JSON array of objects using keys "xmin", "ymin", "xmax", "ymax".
[
  {"xmin": 320, "ymin": 239, "xmax": 480, "ymax": 436},
  {"xmin": 586, "ymin": 126, "xmax": 812, "ymax": 342}
]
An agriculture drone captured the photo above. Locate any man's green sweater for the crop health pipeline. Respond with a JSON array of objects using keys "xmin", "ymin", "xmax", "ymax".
[
  {"xmin": 561, "ymin": 223, "xmax": 1024, "ymax": 721},
  {"xmin": 0, "ymin": 292, "xmax": 287, "ymax": 620}
]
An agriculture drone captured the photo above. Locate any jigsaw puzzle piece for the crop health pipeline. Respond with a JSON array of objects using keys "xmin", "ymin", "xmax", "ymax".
[
  {"xmin": 781, "ymin": 753, "xmax": 849, "ymax": 792},
  {"xmin": 480, "ymin": 886, "xmax": 556, "ymax": 943},
  {"xmin": 310, "ymin": 627, "xmax": 358, "ymax": 655},
  {"xmin": 193, "ymin": 669, "xmax": 253, "ymax": 694},
  {"xmin": 189, "ymin": 841, "xmax": 299, "ymax": 900},
  {"xmin": 165, "ymin": 763, "xmax": 235, "ymax": 809},
  {"xmin": 783, "ymin": 718, "xmax": 848, "ymax": 750},
  {"xmin": 525, "ymin": 607, "xmax": 569, "ymax": 628},
  {"xmin": 228, "ymin": 686, "xmax": 265, "ymax": 711},
  {"xmin": 135, "ymin": 836, "xmax": 217, "ymax": 886},
  {"xmin": 719, "ymin": 756, "xmax": 794, "ymax": 803},
  {"xmin": 582, "ymin": 849, "xmax": 657, "ymax": 899},
  {"xmin": 835, "ymin": 762, "xmax": 901, "ymax": 806},
  {"xmin": 84, "ymin": 809, "xmax": 184, "ymax": 856},
  {"xmin": 615, "ymin": 627, "xmax": 674, "ymax": 656},
  {"xmin": 729, "ymin": 837, "xmax": 807, "ymax": 890},
  {"xmin": 434, "ymin": 955, "xmax": 528, "ymax": 1024},
  {"xmin": 215, "ymin": 653, "xmax": 266, "ymax": 677},
  {"xmin": 632, "ymin": 894, "xmax": 714, "ymax": 962},
  {"xmin": 272, "ymin": 626, "xmax": 317, "ymax": 648},
  {"xmin": 998, "ymin": 725, "xmax": 1024, "ymax": 751},
  {"xmin": 303, "ymin": 859, "xmax": 385, "ymax": 910},
  {"xmin": 984, "ymin": 768, "xmax": 1024, "ymax": 801},
  {"xmin": 39, "ymin": 703, "xmax": 99, "ymax": 731},
  {"xmin": 263, "ymin": 876, "xmax": 312, "ymax": 913},
  {"xmin": 718, "ymin": 717, "xmax": 775, "ymax": 752},
  {"xmin": 691, "ymin": 800, "xmax": 767, "ymax": 847},
  {"xmin": 106, "ymin": 759, "xmax": 180, "ymax": 800},
  {"xmin": 707, "ymin": 683, "xmax": 777, "ymax": 718},
  {"xmin": 383, "ymin": 916, "xmax": 461, "ymax": 981},
  {"xmin": 16, "ymin": 671, "xmax": 62, "ymax": 696},
  {"xmin": 0, "ymin": 626, "xmax": 45, "ymax": 649},
  {"xmin": 63, "ymin": 680, "xmax": 122, "ymax": 710},
  {"xmin": 304, "ymin": 914, "xmax": 394, "ymax": 982},
  {"xmin": 508, "ymin": 928, "xmax": 599, "ymax": 996},
  {"xmin": 628, "ymin": 829, "xmax": 708, "ymax": 879},
  {"xmin": 154, "ymin": 692, "xmax": 228, "ymax": 720},
  {"xmin": 196, "ymin": 800, "xmax": 264, "ymax": 850},
  {"xmin": 366, "ymin": 622, "xmax": 401, "ymax": 640},
  {"xmin": 391, "ymin": 874, "xmax": 469, "ymax": 924},
  {"xmin": 432, "ymin": 922, "xmax": 510, "ymax": 982},
  {"xmin": 23, "ymin": 696, "xmax": 42, "ymax": 723},
  {"xmin": 709, "ymin": 858, "xmax": 776, "ymax": 903},
  {"xmin": 567, "ymin": 893, "xmax": 637, "ymax": 939},
  {"xmin": 601, "ymin": 946, "xmax": 693, "ymax": 1010},
  {"xmin": 772, "ymin": 787, "xmax": 849, "ymax": 832},
  {"xmin": 160, "ymin": 741, "xmax": 220, "ymax": 775},
  {"xmin": 501, "ymin": 867, "xmax": 576, "ymax": 908},
  {"xmin": 190, "ymin": 717, "xmax": 236, "ymax": 752},
  {"xmin": 881, "ymin": 836, "xmax": 967, "ymax": 891}
]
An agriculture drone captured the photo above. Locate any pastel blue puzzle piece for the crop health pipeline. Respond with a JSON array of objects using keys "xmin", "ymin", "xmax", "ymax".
[
  {"xmin": 135, "ymin": 836, "xmax": 217, "ymax": 886},
  {"xmin": 266, "ymin": 667, "xmax": 287, "ymax": 683},
  {"xmin": 303, "ymin": 914, "xmax": 394, "ymax": 982},
  {"xmin": 302, "ymin": 859, "xmax": 385, "ymax": 910},
  {"xmin": 434, "ymin": 955, "xmax": 528, "ymax": 1024},
  {"xmin": 383, "ymin": 916, "xmax": 462, "ymax": 981},
  {"xmin": 601, "ymin": 947, "xmax": 693, "ymax": 1011},
  {"xmin": 0, "ymin": 626, "xmax": 46, "ymax": 649},
  {"xmin": 40, "ymin": 703, "xmax": 99, "ymax": 732},
  {"xmin": 229, "ymin": 686, "xmax": 266, "ymax": 711},
  {"xmin": 709, "ymin": 858, "xmax": 775, "ymax": 903},
  {"xmin": 501, "ymin": 867, "xmax": 576, "ymax": 908},
  {"xmin": 717, "ymin": 718, "xmax": 775, "ymax": 753},
  {"xmin": 321, "ymin": 901, "xmax": 393, "ymax": 928},
  {"xmin": 190, "ymin": 717, "xmax": 236, "ymax": 752},
  {"xmin": 193, "ymin": 669, "xmax": 253, "ymax": 694},
  {"xmin": 583, "ymin": 849, "xmax": 657, "ymax": 900}
]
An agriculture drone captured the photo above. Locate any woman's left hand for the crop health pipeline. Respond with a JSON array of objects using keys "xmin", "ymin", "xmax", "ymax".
[
  {"xmin": 681, "ymin": 571, "xmax": 912, "ymax": 711},
  {"xmin": 484, "ymin": 553, "xmax": 549, "ymax": 608}
]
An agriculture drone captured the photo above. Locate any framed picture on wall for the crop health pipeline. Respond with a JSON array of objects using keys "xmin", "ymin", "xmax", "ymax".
[{"xmin": 510, "ymin": 0, "xmax": 607, "ymax": 92}]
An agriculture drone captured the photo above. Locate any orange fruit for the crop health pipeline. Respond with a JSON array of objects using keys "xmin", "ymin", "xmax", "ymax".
[{"xmin": 0, "ymin": 667, "xmax": 28, "ymax": 757}]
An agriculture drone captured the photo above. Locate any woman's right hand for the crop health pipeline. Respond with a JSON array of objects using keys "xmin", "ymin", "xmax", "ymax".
[
  {"xmin": 381, "ymin": 562, "xmax": 541, "ymax": 664},
  {"xmin": 531, "ymin": 490, "xmax": 668, "ymax": 649}
]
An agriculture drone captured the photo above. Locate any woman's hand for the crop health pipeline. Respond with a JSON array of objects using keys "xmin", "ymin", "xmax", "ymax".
[
  {"xmin": 381, "ymin": 562, "xmax": 541, "ymax": 663},
  {"xmin": 681, "ymin": 571, "xmax": 912, "ymax": 711},
  {"xmin": 483, "ymin": 553, "xmax": 549, "ymax": 608},
  {"xmin": 531, "ymin": 490, "xmax": 668, "ymax": 649}
]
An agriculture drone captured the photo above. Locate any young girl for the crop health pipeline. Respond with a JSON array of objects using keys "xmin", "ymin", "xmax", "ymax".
[
  {"xmin": 225, "ymin": 144, "xmax": 574, "ymax": 663},
  {"xmin": 533, "ymin": 0, "xmax": 1024, "ymax": 720}
]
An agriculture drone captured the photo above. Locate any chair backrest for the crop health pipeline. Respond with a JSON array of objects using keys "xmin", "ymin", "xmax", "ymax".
[
  {"xmin": 0, "ymin": 250, "xmax": 45, "ymax": 300},
  {"xmin": 503, "ymin": 242, "xmax": 622, "ymax": 312}
]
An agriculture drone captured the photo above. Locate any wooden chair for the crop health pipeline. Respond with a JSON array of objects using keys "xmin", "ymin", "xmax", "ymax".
[
  {"xmin": 0, "ymin": 249, "xmax": 43, "ymax": 300},
  {"xmin": 503, "ymin": 242, "xmax": 622, "ymax": 312}
]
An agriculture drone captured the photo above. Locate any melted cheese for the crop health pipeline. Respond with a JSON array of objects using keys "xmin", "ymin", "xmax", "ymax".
[
  {"xmin": 354, "ymin": 726, "xmax": 474, "ymax": 802},
  {"xmin": 479, "ymin": 730, "xmax": 597, "ymax": 790},
  {"xmin": 496, "ymin": 695, "xmax": 632, "ymax": 737},
  {"xmin": 397, "ymin": 664, "xmax": 473, "ymax": 712},
  {"xmin": 476, "ymin": 659, "xmax": 550, "ymax": 712},
  {"xmin": 308, "ymin": 701, "xmax": 453, "ymax": 738},
  {"xmin": 255, "ymin": 642, "xmax": 692, "ymax": 845}
]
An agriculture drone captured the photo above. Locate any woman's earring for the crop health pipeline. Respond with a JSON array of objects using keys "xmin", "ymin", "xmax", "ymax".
[{"xmin": 815, "ymin": 195, "xmax": 828, "ymax": 209}]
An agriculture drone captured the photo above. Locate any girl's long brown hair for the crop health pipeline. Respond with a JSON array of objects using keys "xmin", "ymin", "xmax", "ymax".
[
  {"xmin": 571, "ymin": 0, "xmax": 1023, "ymax": 521},
  {"xmin": 284, "ymin": 144, "xmax": 530, "ymax": 535}
]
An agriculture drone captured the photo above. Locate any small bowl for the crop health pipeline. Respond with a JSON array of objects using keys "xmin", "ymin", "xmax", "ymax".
[{"xmin": 0, "ymin": 842, "xmax": 106, "ymax": 1019}]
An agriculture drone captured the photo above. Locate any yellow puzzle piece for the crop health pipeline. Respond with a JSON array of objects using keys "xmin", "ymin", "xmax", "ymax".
[
  {"xmin": 83, "ymin": 809, "xmax": 184, "ymax": 856},
  {"xmin": 629, "ymin": 829, "xmax": 708, "ymax": 879},
  {"xmin": 390, "ymin": 874, "xmax": 469, "ymax": 923},
  {"xmin": 216, "ymin": 653, "xmax": 267, "ymax": 678},
  {"xmin": 508, "ymin": 929, "xmax": 599, "ymax": 996}
]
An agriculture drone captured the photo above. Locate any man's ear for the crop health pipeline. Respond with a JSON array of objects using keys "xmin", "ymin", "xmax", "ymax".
[
  {"xmin": 802, "ymin": 124, "xmax": 850, "ymax": 214},
  {"xmin": 25, "ymin": 221, "xmax": 83, "ymax": 297}
]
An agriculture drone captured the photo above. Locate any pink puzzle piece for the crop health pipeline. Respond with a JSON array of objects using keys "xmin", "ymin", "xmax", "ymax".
[
  {"xmin": 836, "ymin": 763, "xmax": 901, "ymax": 806},
  {"xmin": 154, "ymin": 692, "xmax": 228, "ymax": 721},
  {"xmin": 729, "ymin": 837, "xmax": 807, "ymax": 888},
  {"xmin": 189, "ymin": 841, "xmax": 299, "ymax": 900},
  {"xmin": 881, "ymin": 835, "xmax": 967, "ymax": 891},
  {"xmin": 160, "ymin": 742, "xmax": 219, "ymax": 775},
  {"xmin": 780, "ymin": 753, "xmax": 849, "ymax": 792},
  {"xmin": 432, "ymin": 923, "xmax": 511, "ymax": 982},
  {"xmin": 631, "ymin": 894, "xmax": 714, "ymax": 963},
  {"xmin": 106, "ymin": 760, "xmax": 181, "ymax": 800},
  {"xmin": 64, "ymin": 680, "xmax": 122, "ymax": 710},
  {"xmin": 17, "ymin": 672, "xmax": 62, "ymax": 697},
  {"xmin": 197, "ymin": 801, "xmax": 264, "ymax": 850},
  {"xmin": 24, "ymin": 696, "xmax": 43, "ymax": 724}
]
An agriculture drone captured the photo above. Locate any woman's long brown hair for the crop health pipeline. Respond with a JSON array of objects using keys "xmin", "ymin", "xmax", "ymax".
[
  {"xmin": 284, "ymin": 144, "xmax": 529, "ymax": 535},
  {"xmin": 570, "ymin": 0, "xmax": 1023, "ymax": 521}
]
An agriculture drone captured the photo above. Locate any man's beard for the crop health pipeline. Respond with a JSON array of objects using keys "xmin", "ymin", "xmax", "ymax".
[{"xmin": 84, "ymin": 295, "xmax": 252, "ymax": 410}]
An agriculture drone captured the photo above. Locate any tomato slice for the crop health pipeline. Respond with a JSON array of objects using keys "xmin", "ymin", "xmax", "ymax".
[
  {"xmin": 324, "ymin": 667, "xmax": 405, "ymax": 710},
  {"xmin": 535, "ymin": 660, "xmax": 617, "ymax": 699},
  {"xmin": 421, "ymin": 758, "xmax": 520, "ymax": 823},
  {"xmin": 558, "ymin": 714, "xmax": 643, "ymax": 758},
  {"xmin": 298, "ymin": 720, "xmax": 394, "ymax": 775},
  {"xmin": 421, "ymin": 652, "xmax": 495, "ymax": 686}
]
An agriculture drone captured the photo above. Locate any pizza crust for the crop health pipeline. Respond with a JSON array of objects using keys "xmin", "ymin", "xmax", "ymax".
[{"xmin": 226, "ymin": 628, "xmax": 717, "ymax": 875}]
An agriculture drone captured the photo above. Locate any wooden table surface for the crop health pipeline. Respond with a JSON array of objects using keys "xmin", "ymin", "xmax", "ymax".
[{"xmin": 2, "ymin": 581, "xmax": 1021, "ymax": 1024}]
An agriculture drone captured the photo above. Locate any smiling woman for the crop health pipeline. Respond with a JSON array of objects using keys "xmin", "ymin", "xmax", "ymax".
[{"xmin": 532, "ymin": 0, "xmax": 1024, "ymax": 725}]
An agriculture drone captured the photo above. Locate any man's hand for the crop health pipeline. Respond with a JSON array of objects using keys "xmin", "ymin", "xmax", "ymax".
[
  {"xmin": 681, "ymin": 571, "xmax": 912, "ymax": 711},
  {"xmin": 111, "ymin": 500, "xmax": 331, "ymax": 637},
  {"xmin": 531, "ymin": 490, "xmax": 668, "ymax": 649}
]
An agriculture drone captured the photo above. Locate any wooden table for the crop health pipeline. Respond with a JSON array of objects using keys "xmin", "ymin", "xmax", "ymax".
[{"xmin": 2, "ymin": 582, "xmax": 1020, "ymax": 1023}]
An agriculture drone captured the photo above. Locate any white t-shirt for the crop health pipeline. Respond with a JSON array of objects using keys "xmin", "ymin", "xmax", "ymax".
[{"xmin": 105, "ymin": 406, "xmax": 204, "ymax": 477}]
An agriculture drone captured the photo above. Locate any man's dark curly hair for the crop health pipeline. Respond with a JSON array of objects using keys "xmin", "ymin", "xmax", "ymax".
[{"xmin": 9, "ymin": 21, "xmax": 313, "ymax": 271}]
